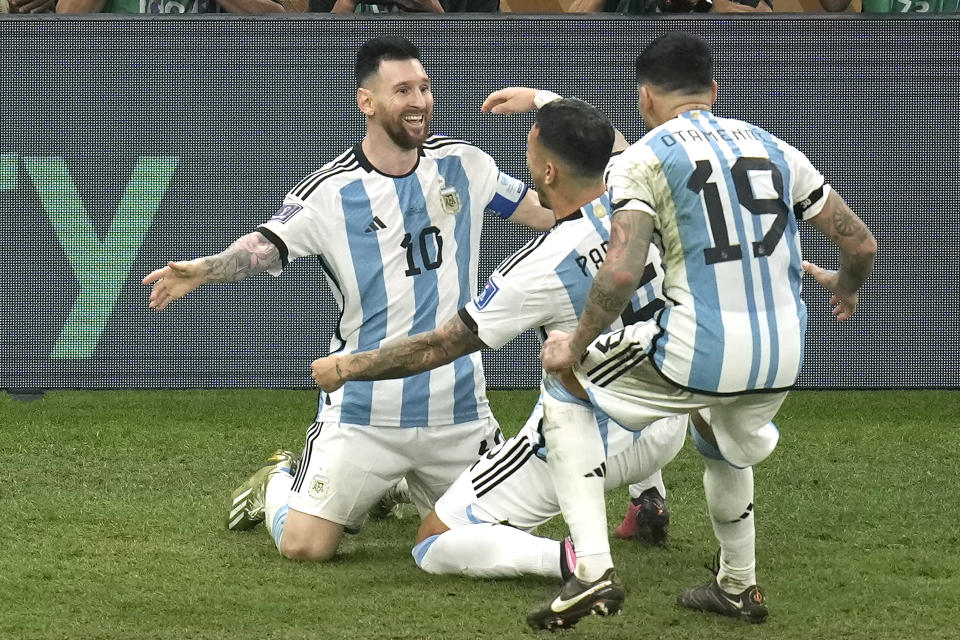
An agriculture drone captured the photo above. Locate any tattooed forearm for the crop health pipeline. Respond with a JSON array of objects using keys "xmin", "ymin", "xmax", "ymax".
[
  {"xmin": 812, "ymin": 191, "xmax": 878, "ymax": 294},
  {"xmin": 837, "ymin": 248, "xmax": 876, "ymax": 295},
  {"xmin": 341, "ymin": 314, "xmax": 485, "ymax": 382},
  {"xmin": 201, "ymin": 232, "xmax": 280, "ymax": 283},
  {"xmin": 831, "ymin": 206, "xmax": 860, "ymax": 238},
  {"xmin": 571, "ymin": 210, "xmax": 654, "ymax": 352}
]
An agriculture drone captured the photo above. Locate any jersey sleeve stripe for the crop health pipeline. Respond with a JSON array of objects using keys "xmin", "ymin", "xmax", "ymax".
[
  {"xmin": 289, "ymin": 153, "xmax": 359, "ymax": 199},
  {"xmin": 496, "ymin": 234, "xmax": 548, "ymax": 276},
  {"xmin": 793, "ymin": 182, "xmax": 826, "ymax": 220},
  {"xmin": 255, "ymin": 225, "xmax": 289, "ymax": 268}
]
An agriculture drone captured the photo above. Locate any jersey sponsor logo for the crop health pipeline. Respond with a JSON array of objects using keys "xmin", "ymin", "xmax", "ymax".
[
  {"xmin": 474, "ymin": 280, "xmax": 499, "ymax": 310},
  {"xmin": 271, "ymin": 203, "xmax": 303, "ymax": 223}
]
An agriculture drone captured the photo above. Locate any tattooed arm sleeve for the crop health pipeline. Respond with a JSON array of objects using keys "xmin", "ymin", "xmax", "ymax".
[
  {"xmin": 337, "ymin": 312, "xmax": 488, "ymax": 383},
  {"xmin": 569, "ymin": 209, "xmax": 655, "ymax": 355},
  {"xmin": 808, "ymin": 190, "xmax": 877, "ymax": 296}
]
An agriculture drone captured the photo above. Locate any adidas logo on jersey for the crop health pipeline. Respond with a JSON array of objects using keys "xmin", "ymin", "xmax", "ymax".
[{"xmin": 364, "ymin": 216, "xmax": 387, "ymax": 234}]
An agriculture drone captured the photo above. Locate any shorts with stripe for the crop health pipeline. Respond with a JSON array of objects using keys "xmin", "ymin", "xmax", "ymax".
[
  {"xmin": 576, "ymin": 321, "xmax": 786, "ymax": 468},
  {"xmin": 433, "ymin": 404, "xmax": 687, "ymax": 532},
  {"xmin": 288, "ymin": 417, "xmax": 501, "ymax": 531}
]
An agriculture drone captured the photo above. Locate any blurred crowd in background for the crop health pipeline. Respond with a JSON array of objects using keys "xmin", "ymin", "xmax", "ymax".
[{"xmin": 3, "ymin": 0, "xmax": 958, "ymax": 17}]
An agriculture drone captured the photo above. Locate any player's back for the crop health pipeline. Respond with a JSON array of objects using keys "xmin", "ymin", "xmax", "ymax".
[{"xmin": 609, "ymin": 110, "xmax": 828, "ymax": 394}]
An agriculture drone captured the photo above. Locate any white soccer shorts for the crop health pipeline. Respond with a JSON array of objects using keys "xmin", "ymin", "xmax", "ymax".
[
  {"xmin": 575, "ymin": 321, "xmax": 786, "ymax": 468},
  {"xmin": 434, "ymin": 404, "xmax": 686, "ymax": 532},
  {"xmin": 288, "ymin": 417, "xmax": 501, "ymax": 531}
]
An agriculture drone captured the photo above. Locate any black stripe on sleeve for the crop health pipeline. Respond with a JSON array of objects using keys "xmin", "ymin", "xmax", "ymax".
[
  {"xmin": 794, "ymin": 183, "xmax": 825, "ymax": 221},
  {"xmin": 458, "ymin": 307, "xmax": 492, "ymax": 349},
  {"xmin": 256, "ymin": 226, "xmax": 289, "ymax": 269},
  {"xmin": 612, "ymin": 198, "xmax": 654, "ymax": 213}
]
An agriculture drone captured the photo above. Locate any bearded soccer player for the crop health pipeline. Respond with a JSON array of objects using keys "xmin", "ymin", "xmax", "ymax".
[
  {"xmin": 533, "ymin": 32, "xmax": 876, "ymax": 629},
  {"xmin": 144, "ymin": 35, "xmax": 554, "ymax": 562}
]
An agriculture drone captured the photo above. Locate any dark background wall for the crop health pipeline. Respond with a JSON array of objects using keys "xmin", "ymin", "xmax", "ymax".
[{"xmin": 1, "ymin": 15, "xmax": 957, "ymax": 389}]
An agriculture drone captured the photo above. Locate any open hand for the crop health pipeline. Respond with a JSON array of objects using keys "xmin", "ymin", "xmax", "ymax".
[
  {"xmin": 802, "ymin": 260, "xmax": 859, "ymax": 321},
  {"xmin": 142, "ymin": 260, "xmax": 206, "ymax": 310}
]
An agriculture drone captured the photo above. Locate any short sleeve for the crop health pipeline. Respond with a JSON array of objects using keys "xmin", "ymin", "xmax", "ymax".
[
  {"xmin": 606, "ymin": 149, "xmax": 658, "ymax": 220},
  {"xmin": 257, "ymin": 194, "xmax": 326, "ymax": 267},
  {"xmin": 780, "ymin": 141, "xmax": 831, "ymax": 221},
  {"xmin": 462, "ymin": 268, "xmax": 556, "ymax": 349}
]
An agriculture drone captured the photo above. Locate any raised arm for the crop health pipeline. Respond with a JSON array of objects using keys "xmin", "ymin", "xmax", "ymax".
[
  {"xmin": 311, "ymin": 312, "xmax": 487, "ymax": 392},
  {"xmin": 802, "ymin": 190, "xmax": 877, "ymax": 321},
  {"xmin": 142, "ymin": 231, "xmax": 281, "ymax": 310},
  {"xmin": 541, "ymin": 209, "xmax": 654, "ymax": 373},
  {"xmin": 509, "ymin": 190, "xmax": 555, "ymax": 231}
]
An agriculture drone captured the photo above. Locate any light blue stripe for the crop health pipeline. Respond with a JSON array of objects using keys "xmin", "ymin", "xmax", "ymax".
[
  {"xmin": 412, "ymin": 533, "xmax": 441, "ymax": 566},
  {"xmin": 689, "ymin": 113, "xmax": 763, "ymax": 389},
  {"xmin": 758, "ymin": 133, "xmax": 807, "ymax": 382},
  {"xmin": 570, "ymin": 193, "xmax": 643, "ymax": 329},
  {"xmin": 703, "ymin": 113, "xmax": 786, "ymax": 388},
  {"xmin": 555, "ymin": 248, "xmax": 590, "ymax": 323},
  {"xmin": 438, "ymin": 156, "xmax": 479, "ymax": 422},
  {"xmin": 394, "ymin": 175, "xmax": 437, "ymax": 427},
  {"xmin": 271, "ymin": 504, "xmax": 289, "ymax": 551},
  {"xmin": 542, "ymin": 374, "xmax": 591, "ymax": 407},
  {"xmin": 596, "ymin": 412, "xmax": 610, "ymax": 456},
  {"xmin": 465, "ymin": 504, "xmax": 484, "ymax": 524},
  {"xmin": 340, "ymin": 179, "xmax": 386, "ymax": 425},
  {"xmin": 644, "ymin": 126, "xmax": 723, "ymax": 391}
]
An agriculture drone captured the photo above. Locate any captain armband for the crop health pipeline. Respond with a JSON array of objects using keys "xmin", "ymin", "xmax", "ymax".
[{"xmin": 488, "ymin": 171, "xmax": 529, "ymax": 219}]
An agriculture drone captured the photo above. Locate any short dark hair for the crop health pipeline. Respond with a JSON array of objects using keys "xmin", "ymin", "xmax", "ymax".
[
  {"xmin": 635, "ymin": 32, "xmax": 713, "ymax": 95},
  {"xmin": 355, "ymin": 36, "xmax": 422, "ymax": 88},
  {"xmin": 534, "ymin": 99, "xmax": 615, "ymax": 180}
]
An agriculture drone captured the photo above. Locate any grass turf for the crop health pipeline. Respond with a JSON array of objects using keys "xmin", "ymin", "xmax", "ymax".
[{"xmin": 1, "ymin": 389, "xmax": 958, "ymax": 639}]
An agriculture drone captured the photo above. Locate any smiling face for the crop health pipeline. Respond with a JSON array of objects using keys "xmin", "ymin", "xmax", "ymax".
[{"xmin": 362, "ymin": 58, "xmax": 434, "ymax": 150}]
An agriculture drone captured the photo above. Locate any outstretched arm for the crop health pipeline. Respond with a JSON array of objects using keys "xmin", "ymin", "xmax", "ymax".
[
  {"xmin": 803, "ymin": 190, "xmax": 877, "ymax": 321},
  {"xmin": 541, "ymin": 209, "xmax": 654, "ymax": 373},
  {"xmin": 142, "ymin": 231, "xmax": 281, "ymax": 310},
  {"xmin": 311, "ymin": 312, "xmax": 487, "ymax": 392}
]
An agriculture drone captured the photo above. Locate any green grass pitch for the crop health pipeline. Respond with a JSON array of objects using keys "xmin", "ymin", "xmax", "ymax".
[{"xmin": 2, "ymin": 389, "xmax": 958, "ymax": 639}]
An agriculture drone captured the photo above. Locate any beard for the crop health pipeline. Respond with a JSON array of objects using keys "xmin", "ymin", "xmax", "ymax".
[
  {"xmin": 531, "ymin": 175, "xmax": 551, "ymax": 209},
  {"xmin": 382, "ymin": 111, "xmax": 431, "ymax": 150}
]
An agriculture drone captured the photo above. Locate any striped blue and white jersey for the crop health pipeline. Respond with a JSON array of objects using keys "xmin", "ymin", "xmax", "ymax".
[
  {"xmin": 461, "ymin": 192, "xmax": 665, "ymax": 457},
  {"xmin": 259, "ymin": 135, "xmax": 527, "ymax": 427},
  {"xmin": 607, "ymin": 110, "xmax": 829, "ymax": 394}
]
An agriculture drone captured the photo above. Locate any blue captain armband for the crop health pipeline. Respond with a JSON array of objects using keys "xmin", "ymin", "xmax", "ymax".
[{"xmin": 488, "ymin": 171, "xmax": 529, "ymax": 219}]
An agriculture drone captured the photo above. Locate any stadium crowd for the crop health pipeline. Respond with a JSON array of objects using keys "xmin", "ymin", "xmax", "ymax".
[{"xmin": 3, "ymin": 0, "xmax": 956, "ymax": 16}]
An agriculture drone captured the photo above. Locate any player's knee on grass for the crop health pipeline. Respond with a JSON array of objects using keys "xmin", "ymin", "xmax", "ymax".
[
  {"xmin": 416, "ymin": 509, "xmax": 450, "ymax": 544},
  {"xmin": 278, "ymin": 512, "xmax": 344, "ymax": 562}
]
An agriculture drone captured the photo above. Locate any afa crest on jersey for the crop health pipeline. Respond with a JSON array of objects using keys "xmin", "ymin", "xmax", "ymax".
[{"xmin": 440, "ymin": 185, "xmax": 462, "ymax": 215}]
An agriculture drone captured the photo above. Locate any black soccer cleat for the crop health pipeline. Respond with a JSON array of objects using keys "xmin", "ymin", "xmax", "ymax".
[
  {"xmin": 677, "ymin": 578, "xmax": 768, "ymax": 623},
  {"xmin": 527, "ymin": 567, "xmax": 625, "ymax": 632},
  {"xmin": 614, "ymin": 487, "xmax": 669, "ymax": 546}
]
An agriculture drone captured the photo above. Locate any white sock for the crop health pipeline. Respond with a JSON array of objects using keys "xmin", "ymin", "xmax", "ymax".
[
  {"xmin": 264, "ymin": 471, "xmax": 294, "ymax": 552},
  {"xmin": 412, "ymin": 523, "xmax": 561, "ymax": 578},
  {"xmin": 542, "ymin": 392, "xmax": 611, "ymax": 582},
  {"xmin": 702, "ymin": 457, "xmax": 756, "ymax": 593}
]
